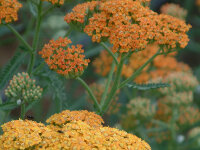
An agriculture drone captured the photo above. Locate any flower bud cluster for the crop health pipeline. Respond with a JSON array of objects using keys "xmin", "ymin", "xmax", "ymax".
[{"xmin": 5, "ymin": 72, "xmax": 43, "ymax": 102}]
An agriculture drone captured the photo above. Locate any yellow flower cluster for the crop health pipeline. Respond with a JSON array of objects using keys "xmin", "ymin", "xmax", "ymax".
[
  {"xmin": 160, "ymin": 3, "xmax": 187, "ymax": 20},
  {"xmin": 42, "ymin": 0, "xmax": 64, "ymax": 5},
  {"xmin": 93, "ymin": 44, "xmax": 190, "ymax": 83},
  {"xmin": 0, "ymin": 110, "xmax": 151, "ymax": 150},
  {"xmin": 65, "ymin": 0, "xmax": 191, "ymax": 53},
  {"xmin": 0, "ymin": 0, "xmax": 22, "ymax": 24},
  {"xmin": 87, "ymin": 82, "xmax": 120, "ymax": 115},
  {"xmin": 46, "ymin": 110, "xmax": 104, "ymax": 128}
]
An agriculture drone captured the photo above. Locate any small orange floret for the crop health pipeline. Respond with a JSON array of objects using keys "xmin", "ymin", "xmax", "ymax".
[
  {"xmin": 39, "ymin": 37, "xmax": 90, "ymax": 78},
  {"xmin": 0, "ymin": 0, "xmax": 22, "ymax": 24},
  {"xmin": 42, "ymin": 0, "xmax": 64, "ymax": 5}
]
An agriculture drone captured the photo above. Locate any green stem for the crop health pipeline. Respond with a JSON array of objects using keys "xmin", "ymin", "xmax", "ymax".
[
  {"xmin": 100, "ymin": 55, "xmax": 126, "ymax": 115},
  {"xmin": 100, "ymin": 42, "xmax": 119, "ymax": 65},
  {"xmin": 42, "ymin": 6, "xmax": 54, "ymax": 18},
  {"xmin": 20, "ymin": 103, "xmax": 26, "ymax": 120},
  {"xmin": 27, "ymin": 1, "xmax": 43, "ymax": 75},
  {"xmin": 100, "ymin": 60, "xmax": 116, "ymax": 106},
  {"xmin": 76, "ymin": 77, "xmax": 101, "ymax": 113},
  {"xmin": 5, "ymin": 24, "xmax": 33, "ymax": 53},
  {"xmin": 119, "ymin": 50, "xmax": 161, "ymax": 89}
]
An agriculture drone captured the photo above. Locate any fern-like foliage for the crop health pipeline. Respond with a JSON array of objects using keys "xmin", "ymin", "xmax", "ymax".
[
  {"xmin": 127, "ymin": 82, "xmax": 170, "ymax": 90},
  {"xmin": 0, "ymin": 51, "xmax": 27, "ymax": 90}
]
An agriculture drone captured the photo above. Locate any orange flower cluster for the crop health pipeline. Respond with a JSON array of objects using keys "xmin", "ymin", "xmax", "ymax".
[
  {"xmin": 39, "ymin": 37, "xmax": 90, "ymax": 78},
  {"xmin": 0, "ymin": 0, "xmax": 22, "ymax": 24},
  {"xmin": 42, "ymin": 0, "xmax": 64, "ymax": 5},
  {"xmin": 65, "ymin": 0, "xmax": 191, "ymax": 53},
  {"xmin": 87, "ymin": 82, "xmax": 120, "ymax": 115},
  {"xmin": 64, "ymin": 1, "xmax": 99, "ymax": 24},
  {"xmin": 93, "ymin": 44, "xmax": 190, "ymax": 83},
  {"xmin": 160, "ymin": 3, "xmax": 187, "ymax": 20},
  {"xmin": 196, "ymin": 0, "xmax": 200, "ymax": 6},
  {"xmin": 0, "ymin": 110, "xmax": 151, "ymax": 150}
]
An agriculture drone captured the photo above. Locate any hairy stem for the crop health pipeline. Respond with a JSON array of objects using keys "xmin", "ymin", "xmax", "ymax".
[
  {"xmin": 100, "ymin": 61, "xmax": 116, "ymax": 106},
  {"xmin": 100, "ymin": 42, "xmax": 119, "ymax": 65},
  {"xmin": 27, "ymin": 1, "xmax": 43, "ymax": 75},
  {"xmin": 5, "ymin": 24, "xmax": 33, "ymax": 53},
  {"xmin": 20, "ymin": 103, "xmax": 26, "ymax": 120},
  {"xmin": 119, "ymin": 50, "xmax": 161, "ymax": 89},
  {"xmin": 100, "ymin": 54, "xmax": 126, "ymax": 115},
  {"xmin": 76, "ymin": 77, "xmax": 101, "ymax": 113}
]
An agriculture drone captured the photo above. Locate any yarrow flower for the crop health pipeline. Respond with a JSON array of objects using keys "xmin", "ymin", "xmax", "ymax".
[
  {"xmin": 46, "ymin": 110, "xmax": 104, "ymax": 128},
  {"xmin": 0, "ymin": 0, "xmax": 22, "ymax": 24},
  {"xmin": 126, "ymin": 97, "xmax": 155, "ymax": 119},
  {"xmin": 0, "ymin": 110, "xmax": 151, "ymax": 150},
  {"xmin": 160, "ymin": 3, "xmax": 187, "ymax": 20},
  {"xmin": 0, "ymin": 120, "xmax": 46, "ymax": 149},
  {"xmin": 160, "ymin": 72, "xmax": 199, "ymax": 94},
  {"xmin": 65, "ymin": 0, "xmax": 191, "ymax": 53},
  {"xmin": 5, "ymin": 72, "xmax": 43, "ymax": 102},
  {"xmin": 39, "ymin": 37, "xmax": 90, "ymax": 78},
  {"xmin": 42, "ymin": 0, "xmax": 64, "ymax": 5}
]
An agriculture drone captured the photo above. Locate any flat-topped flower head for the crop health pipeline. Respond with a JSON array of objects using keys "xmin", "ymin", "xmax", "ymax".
[
  {"xmin": 160, "ymin": 3, "xmax": 187, "ymax": 20},
  {"xmin": 0, "ymin": 120, "xmax": 46, "ymax": 149},
  {"xmin": 66, "ymin": 0, "xmax": 191, "ymax": 53},
  {"xmin": 0, "ymin": 111, "xmax": 151, "ymax": 149},
  {"xmin": 42, "ymin": 0, "xmax": 64, "ymax": 5},
  {"xmin": 127, "ymin": 97, "xmax": 155, "ymax": 119},
  {"xmin": 0, "ymin": 0, "xmax": 22, "ymax": 24},
  {"xmin": 160, "ymin": 72, "xmax": 199, "ymax": 94},
  {"xmin": 5, "ymin": 72, "xmax": 43, "ymax": 102},
  {"xmin": 46, "ymin": 110, "xmax": 104, "ymax": 128},
  {"xmin": 39, "ymin": 37, "xmax": 90, "ymax": 79}
]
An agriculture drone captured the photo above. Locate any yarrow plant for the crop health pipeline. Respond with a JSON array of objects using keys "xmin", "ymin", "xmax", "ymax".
[{"xmin": 0, "ymin": 0, "xmax": 198, "ymax": 149}]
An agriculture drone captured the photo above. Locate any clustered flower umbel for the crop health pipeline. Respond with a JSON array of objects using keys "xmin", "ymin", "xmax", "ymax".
[
  {"xmin": 5, "ymin": 72, "xmax": 43, "ymax": 103},
  {"xmin": 0, "ymin": 0, "xmax": 22, "ymax": 24},
  {"xmin": 39, "ymin": 37, "xmax": 90, "ymax": 78},
  {"xmin": 160, "ymin": 3, "xmax": 187, "ymax": 20},
  {"xmin": 127, "ymin": 97, "xmax": 155, "ymax": 119},
  {"xmin": 42, "ymin": 0, "xmax": 64, "ymax": 5},
  {"xmin": 93, "ymin": 44, "xmax": 190, "ymax": 83},
  {"xmin": 0, "ymin": 110, "xmax": 151, "ymax": 150},
  {"xmin": 65, "ymin": 0, "xmax": 191, "ymax": 53}
]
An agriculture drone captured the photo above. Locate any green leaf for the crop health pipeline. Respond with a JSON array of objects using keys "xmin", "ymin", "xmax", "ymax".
[
  {"xmin": 0, "ymin": 102, "xmax": 18, "ymax": 111},
  {"xmin": 126, "ymin": 82, "xmax": 170, "ymax": 90},
  {"xmin": 0, "ymin": 51, "xmax": 27, "ymax": 90}
]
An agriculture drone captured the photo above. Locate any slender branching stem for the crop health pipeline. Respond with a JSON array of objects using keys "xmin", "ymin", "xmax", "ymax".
[
  {"xmin": 100, "ymin": 42, "xmax": 119, "ymax": 65},
  {"xmin": 20, "ymin": 103, "xmax": 26, "ymax": 120},
  {"xmin": 76, "ymin": 77, "xmax": 101, "ymax": 113},
  {"xmin": 5, "ymin": 24, "xmax": 33, "ymax": 53},
  {"xmin": 100, "ymin": 54, "xmax": 126, "ymax": 115},
  {"xmin": 119, "ymin": 50, "xmax": 161, "ymax": 89},
  {"xmin": 100, "ymin": 60, "xmax": 116, "ymax": 106},
  {"xmin": 28, "ymin": 1, "xmax": 43, "ymax": 75}
]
